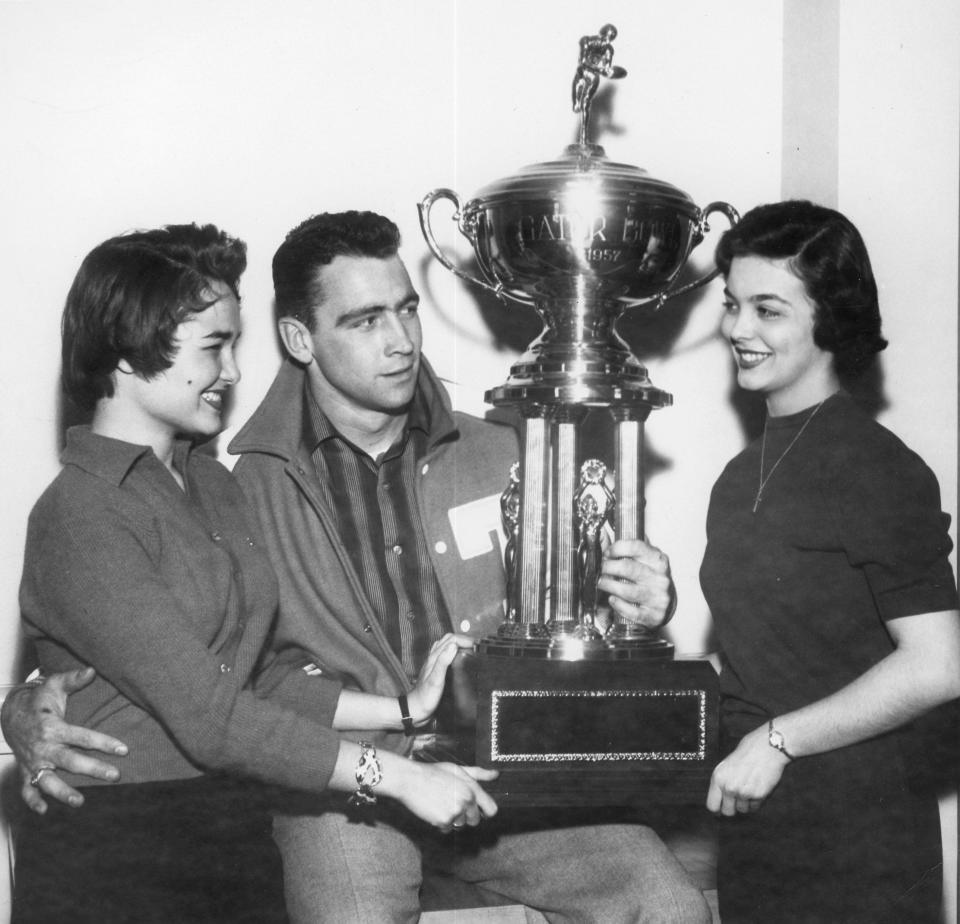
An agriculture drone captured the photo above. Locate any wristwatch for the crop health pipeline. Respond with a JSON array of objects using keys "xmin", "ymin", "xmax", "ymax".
[{"xmin": 767, "ymin": 719, "xmax": 794, "ymax": 760}]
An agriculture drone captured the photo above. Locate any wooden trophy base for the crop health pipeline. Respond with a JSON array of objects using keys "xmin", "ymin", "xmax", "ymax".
[{"xmin": 471, "ymin": 648, "xmax": 718, "ymax": 807}]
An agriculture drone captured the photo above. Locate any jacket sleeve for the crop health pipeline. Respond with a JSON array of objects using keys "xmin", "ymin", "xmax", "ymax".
[{"xmin": 22, "ymin": 503, "xmax": 343, "ymax": 794}]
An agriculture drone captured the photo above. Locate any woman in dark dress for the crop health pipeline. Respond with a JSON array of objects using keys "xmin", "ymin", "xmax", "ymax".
[{"xmin": 701, "ymin": 200, "xmax": 960, "ymax": 923}]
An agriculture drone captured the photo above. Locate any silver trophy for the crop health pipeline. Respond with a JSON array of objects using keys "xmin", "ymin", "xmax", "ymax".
[
  {"xmin": 419, "ymin": 26, "xmax": 729, "ymax": 802},
  {"xmin": 420, "ymin": 25, "xmax": 737, "ymax": 658}
]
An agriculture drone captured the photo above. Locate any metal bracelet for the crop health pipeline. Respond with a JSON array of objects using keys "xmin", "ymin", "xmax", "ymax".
[{"xmin": 348, "ymin": 740, "xmax": 383, "ymax": 807}]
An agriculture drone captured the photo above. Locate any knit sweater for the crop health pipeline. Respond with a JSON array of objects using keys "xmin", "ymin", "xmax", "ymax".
[{"xmin": 20, "ymin": 427, "xmax": 343, "ymax": 791}]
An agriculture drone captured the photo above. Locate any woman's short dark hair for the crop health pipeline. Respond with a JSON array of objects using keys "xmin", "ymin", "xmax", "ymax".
[
  {"xmin": 62, "ymin": 223, "xmax": 247, "ymax": 409},
  {"xmin": 715, "ymin": 200, "xmax": 887, "ymax": 379},
  {"xmin": 272, "ymin": 211, "xmax": 401, "ymax": 330}
]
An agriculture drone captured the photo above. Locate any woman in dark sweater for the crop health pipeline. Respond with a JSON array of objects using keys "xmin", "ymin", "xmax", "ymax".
[
  {"xmin": 12, "ymin": 224, "xmax": 496, "ymax": 923},
  {"xmin": 701, "ymin": 200, "xmax": 960, "ymax": 923}
]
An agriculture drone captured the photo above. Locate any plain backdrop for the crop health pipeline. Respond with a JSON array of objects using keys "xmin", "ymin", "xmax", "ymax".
[{"xmin": 0, "ymin": 1, "xmax": 956, "ymax": 920}]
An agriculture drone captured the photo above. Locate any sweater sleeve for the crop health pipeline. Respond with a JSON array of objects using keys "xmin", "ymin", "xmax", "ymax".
[
  {"xmin": 252, "ymin": 645, "xmax": 343, "ymax": 725},
  {"xmin": 22, "ymin": 503, "xmax": 343, "ymax": 794}
]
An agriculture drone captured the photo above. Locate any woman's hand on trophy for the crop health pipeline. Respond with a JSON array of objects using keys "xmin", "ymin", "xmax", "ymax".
[
  {"xmin": 407, "ymin": 633, "xmax": 476, "ymax": 726},
  {"xmin": 598, "ymin": 538, "xmax": 676, "ymax": 629}
]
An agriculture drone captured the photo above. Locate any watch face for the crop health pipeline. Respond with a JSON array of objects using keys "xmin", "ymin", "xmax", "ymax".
[{"xmin": 770, "ymin": 729, "xmax": 784, "ymax": 748}]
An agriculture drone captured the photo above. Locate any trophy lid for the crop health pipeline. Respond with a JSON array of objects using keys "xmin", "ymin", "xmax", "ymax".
[{"xmin": 470, "ymin": 142, "xmax": 699, "ymax": 220}]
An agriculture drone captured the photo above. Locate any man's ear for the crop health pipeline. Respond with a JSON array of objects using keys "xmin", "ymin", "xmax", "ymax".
[{"xmin": 277, "ymin": 317, "xmax": 315, "ymax": 364}]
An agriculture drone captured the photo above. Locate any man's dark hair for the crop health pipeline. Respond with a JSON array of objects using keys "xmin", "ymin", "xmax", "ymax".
[
  {"xmin": 62, "ymin": 223, "xmax": 247, "ymax": 410},
  {"xmin": 272, "ymin": 211, "xmax": 401, "ymax": 330},
  {"xmin": 715, "ymin": 200, "xmax": 887, "ymax": 380}
]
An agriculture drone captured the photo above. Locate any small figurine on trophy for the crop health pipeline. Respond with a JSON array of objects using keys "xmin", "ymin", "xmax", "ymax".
[
  {"xmin": 499, "ymin": 461, "xmax": 522, "ymax": 629},
  {"xmin": 573, "ymin": 459, "xmax": 615, "ymax": 638},
  {"xmin": 572, "ymin": 23, "xmax": 627, "ymax": 146}
]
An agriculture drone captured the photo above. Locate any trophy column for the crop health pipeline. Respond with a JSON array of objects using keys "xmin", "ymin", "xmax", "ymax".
[
  {"xmin": 547, "ymin": 406, "xmax": 587, "ymax": 636},
  {"xmin": 504, "ymin": 408, "xmax": 552, "ymax": 639},
  {"xmin": 608, "ymin": 407, "xmax": 655, "ymax": 641}
]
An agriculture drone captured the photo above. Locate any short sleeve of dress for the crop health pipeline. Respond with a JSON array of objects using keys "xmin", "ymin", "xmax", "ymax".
[{"xmin": 829, "ymin": 424, "xmax": 957, "ymax": 621}]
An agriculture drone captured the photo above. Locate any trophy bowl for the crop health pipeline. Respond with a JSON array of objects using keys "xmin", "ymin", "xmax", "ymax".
[
  {"xmin": 422, "ymin": 143, "xmax": 736, "ymax": 308},
  {"xmin": 420, "ymin": 147, "xmax": 737, "ymax": 400}
]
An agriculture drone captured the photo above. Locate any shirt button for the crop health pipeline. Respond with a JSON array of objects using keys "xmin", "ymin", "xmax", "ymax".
[
  {"xmin": 421, "ymin": 464, "xmax": 429, "ymax": 475},
  {"xmin": 246, "ymin": 537, "xmax": 256, "ymax": 548},
  {"xmin": 219, "ymin": 663, "xmax": 232, "ymax": 673},
  {"xmin": 210, "ymin": 531, "xmax": 222, "ymax": 542},
  {"xmin": 434, "ymin": 541, "xmax": 447, "ymax": 554},
  {"xmin": 363, "ymin": 624, "xmax": 373, "ymax": 633},
  {"xmin": 460, "ymin": 620, "xmax": 471, "ymax": 632},
  {"xmin": 392, "ymin": 544, "xmax": 403, "ymax": 555},
  {"xmin": 406, "ymin": 611, "xmax": 416, "ymax": 622}
]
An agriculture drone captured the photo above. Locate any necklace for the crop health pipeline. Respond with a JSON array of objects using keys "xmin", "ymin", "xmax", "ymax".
[{"xmin": 752, "ymin": 400, "xmax": 826, "ymax": 513}]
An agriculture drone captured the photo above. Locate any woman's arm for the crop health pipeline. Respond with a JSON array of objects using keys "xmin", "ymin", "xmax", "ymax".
[
  {"xmin": 329, "ymin": 740, "xmax": 498, "ymax": 829},
  {"xmin": 707, "ymin": 608, "xmax": 960, "ymax": 815},
  {"xmin": 3, "ymin": 675, "xmax": 500, "ymax": 829},
  {"xmin": 331, "ymin": 633, "xmax": 475, "ymax": 731}
]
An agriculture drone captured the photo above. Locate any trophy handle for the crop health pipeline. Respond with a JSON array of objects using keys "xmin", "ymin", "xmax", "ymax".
[
  {"xmin": 418, "ymin": 188, "xmax": 536, "ymax": 306},
  {"xmin": 657, "ymin": 201, "xmax": 740, "ymax": 305}
]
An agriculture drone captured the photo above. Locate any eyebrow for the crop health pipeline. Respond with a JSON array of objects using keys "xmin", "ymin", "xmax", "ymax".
[
  {"xmin": 723, "ymin": 287, "xmax": 792, "ymax": 305},
  {"xmin": 335, "ymin": 295, "xmax": 419, "ymax": 327},
  {"xmin": 202, "ymin": 329, "xmax": 239, "ymax": 342}
]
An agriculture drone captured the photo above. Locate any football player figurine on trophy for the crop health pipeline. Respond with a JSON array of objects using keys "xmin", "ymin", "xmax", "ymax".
[{"xmin": 572, "ymin": 23, "xmax": 627, "ymax": 146}]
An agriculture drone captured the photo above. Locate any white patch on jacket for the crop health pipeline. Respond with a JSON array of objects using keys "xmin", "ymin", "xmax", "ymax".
[{"xmin": 448, "ymin": 493, "xmax": 504, "ymax": 560}]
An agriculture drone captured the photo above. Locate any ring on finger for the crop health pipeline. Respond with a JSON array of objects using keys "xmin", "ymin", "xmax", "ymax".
[{"xmin": 29, "ymin": 766, "xmax": 54, "ymax": 788}]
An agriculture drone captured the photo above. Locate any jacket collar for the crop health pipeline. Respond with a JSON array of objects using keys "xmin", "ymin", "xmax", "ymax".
[{"xmin": 228, "ymin": 354, "xmax": 459, "ymax": 463}]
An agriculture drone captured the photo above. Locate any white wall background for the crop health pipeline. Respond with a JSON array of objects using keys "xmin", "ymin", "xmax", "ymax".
[{"xmin": 0, "ymin": 1, "xmax": 956, "ymax": 920}]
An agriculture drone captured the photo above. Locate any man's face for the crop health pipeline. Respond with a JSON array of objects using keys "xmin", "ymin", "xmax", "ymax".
[{"xmin": 304, "ymin": 254, "xmax": 422, "ymax": 420}]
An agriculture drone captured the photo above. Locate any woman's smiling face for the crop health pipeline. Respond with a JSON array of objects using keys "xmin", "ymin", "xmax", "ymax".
[
  {"xmin": 124, "ymin": 280, "xmax": 241, "ymax": 442},
  {"xmin": 720, "ymin": 255, "xmax": 839, "ymax": 415}
]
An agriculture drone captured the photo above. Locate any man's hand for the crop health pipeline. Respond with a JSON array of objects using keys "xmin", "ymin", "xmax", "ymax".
[
  {"xmin": 407, "ymin": 634, "xmax": 475, "ymax": 725},
  {"xmin": 599, "ymin": 538, "xmax": 676, "ymax": 630},
  {"xmin": 1, "ymin": 667, "xmax": 128, "ymax": 813},
  {"xmin": 705, "ymin": 721, "xmax": 790, "ymax": 816}
]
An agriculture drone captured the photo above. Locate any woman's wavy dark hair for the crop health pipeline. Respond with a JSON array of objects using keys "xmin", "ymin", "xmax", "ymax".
[
  {"xmin": 62, "ymin": 223, "xmax": 247, "ymax": 410},
  {"xmin": 715, "ymin": 200, "xmax": 887, "ymax": 379}
]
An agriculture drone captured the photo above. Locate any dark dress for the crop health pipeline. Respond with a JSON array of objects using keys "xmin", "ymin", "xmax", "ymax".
[{"xmin": 700, "ymin": 393, "xmax": 958, "ymax": 924}]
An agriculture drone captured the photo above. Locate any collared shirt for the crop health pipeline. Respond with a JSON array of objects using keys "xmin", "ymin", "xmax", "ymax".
[{"xmin": 303, "ymin": 385, "xmax": 453, "ymax": 681}]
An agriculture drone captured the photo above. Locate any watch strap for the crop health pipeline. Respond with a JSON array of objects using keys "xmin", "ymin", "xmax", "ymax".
[{"xmin": 398, "ymin": 694, "xmax": 416, "ymax": 736}]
